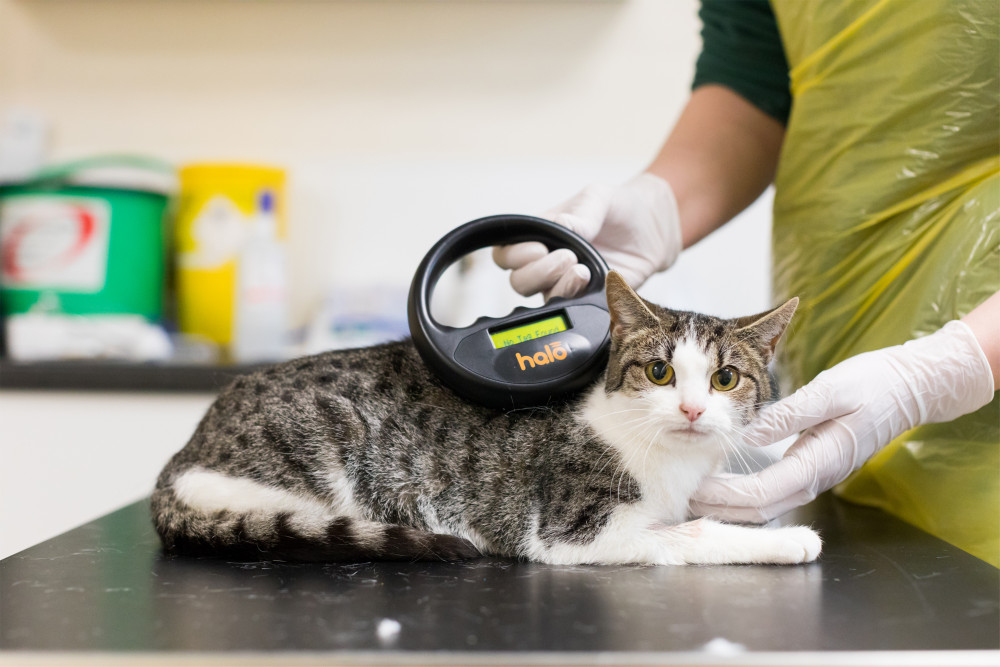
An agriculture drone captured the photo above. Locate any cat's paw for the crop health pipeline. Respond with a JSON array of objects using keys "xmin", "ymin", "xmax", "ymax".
[{"xmin": 768, "ymin": 526, "xmax": 822, "ymax": 564}]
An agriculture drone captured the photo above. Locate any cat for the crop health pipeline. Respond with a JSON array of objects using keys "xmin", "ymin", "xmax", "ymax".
[{"xmin": 152, "ymin": 272, "xmax": 821, "ymax": 566}]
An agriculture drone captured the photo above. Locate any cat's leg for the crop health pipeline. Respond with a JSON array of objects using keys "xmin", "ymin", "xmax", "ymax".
[
  {"xmin": 521, "ymin": 508, "xmax": 694, "ymax": 565},
  {"xmin": 657, "ymin": 518, "xmax": 822, "ymax": 565},
  {"xmin": 524, "ymin": 508, "xmax": 820, "ymax": 565}
]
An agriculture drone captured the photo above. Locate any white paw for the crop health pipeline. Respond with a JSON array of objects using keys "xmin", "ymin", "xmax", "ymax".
[{"xmin": 769, "ymin": 526, "xmax": 822, "ymax": 564}]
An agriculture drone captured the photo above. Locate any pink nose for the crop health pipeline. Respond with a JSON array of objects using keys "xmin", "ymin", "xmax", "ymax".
[{"xmin": 680, "ymin": 403, "xmax": 705, "ymax": 422}]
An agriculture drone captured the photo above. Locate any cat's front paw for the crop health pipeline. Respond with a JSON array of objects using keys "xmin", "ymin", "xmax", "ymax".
[{"xmin": 769, "ymin": 526, "xmax": 822, "ymax": 564}]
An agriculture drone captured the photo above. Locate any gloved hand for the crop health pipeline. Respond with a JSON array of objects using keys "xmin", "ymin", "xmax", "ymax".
[
  {"xmin": 492, "ymin": 173, "xmax": 682, "ymax": 299},
  {"xmin": 690, "ymin": 320, "xmax": 996, "ymax": 523}
]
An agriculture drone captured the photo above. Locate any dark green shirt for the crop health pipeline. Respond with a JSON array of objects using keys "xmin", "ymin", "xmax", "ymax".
[{"xmin": 692, "ymin": 0, "xmax": 791, "ymax": 124}]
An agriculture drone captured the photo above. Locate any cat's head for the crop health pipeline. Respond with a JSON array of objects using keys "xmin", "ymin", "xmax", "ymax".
[{"xmin": 603, "ymin": 271, "xmax": 797, "ymax": 441}]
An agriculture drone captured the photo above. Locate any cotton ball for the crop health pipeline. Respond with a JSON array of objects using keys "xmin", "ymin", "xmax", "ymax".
[
  {"xmin": 702, "ymin": 637, "xmax": 747, "ymax": 655},
  {"xmin": 376, "ymin": 618, "xmax": 402, "ymax": 644}
]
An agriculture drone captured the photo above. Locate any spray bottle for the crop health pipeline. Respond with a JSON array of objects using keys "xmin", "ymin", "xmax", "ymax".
[{"xmin": 232, "ymin": 189, "xmax": 287, "ymax": 362}]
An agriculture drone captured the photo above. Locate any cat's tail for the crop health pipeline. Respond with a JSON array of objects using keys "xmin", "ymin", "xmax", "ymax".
[{"xmin": 150, "ymin": 470, "xmax": 480, "ymax": 563}]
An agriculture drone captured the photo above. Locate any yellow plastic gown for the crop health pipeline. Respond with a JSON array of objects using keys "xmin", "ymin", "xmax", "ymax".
[{"xmin": 768, "ymin": 0, "xmax": 999, "ymax": 566}]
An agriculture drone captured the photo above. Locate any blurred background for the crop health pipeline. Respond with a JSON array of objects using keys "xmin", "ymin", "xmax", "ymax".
[{"xmin": 0, "ymin": 0, "xmax": 773, "ymax": 558}]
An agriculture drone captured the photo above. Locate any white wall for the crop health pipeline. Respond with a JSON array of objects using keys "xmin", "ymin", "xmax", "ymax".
[
  {"xmin": 0, "ymin": 0, "xmax": 742, "ymax": 323},
  {"xmin": 1, "ymin": 0, "xmax": 776, "ymax": 557},
  {"xmin": 0, "ymin": 391, "xmax": 216, "ymax": 558}
]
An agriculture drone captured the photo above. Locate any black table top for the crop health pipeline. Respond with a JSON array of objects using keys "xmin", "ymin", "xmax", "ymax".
[
  {"xmin": 2, "ymin": 493, "xmax": 998, "ymax": 665},
  {"xmin": 0, "ymin": 359, "xmax": 263, "ymax": 393}
]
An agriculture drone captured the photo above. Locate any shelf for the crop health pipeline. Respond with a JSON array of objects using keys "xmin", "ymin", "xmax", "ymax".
[{"xmin": 0, "ymin": 358, "xmax": 267, "ymax": 393}]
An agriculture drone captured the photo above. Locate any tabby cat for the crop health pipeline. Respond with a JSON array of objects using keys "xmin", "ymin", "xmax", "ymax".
[{"xmin": 152, "ymin": 272, "xmax": 821, "ymax": 565}]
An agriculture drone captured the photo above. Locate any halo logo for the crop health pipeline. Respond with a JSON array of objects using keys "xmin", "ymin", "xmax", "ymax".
[{"xmin": 516, "ymin": 341, "xmax": 568, "ymax": 371}]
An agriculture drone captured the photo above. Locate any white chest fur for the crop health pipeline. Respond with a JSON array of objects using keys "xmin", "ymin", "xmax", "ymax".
[{"xmin": 580, "ymin": 381, "xmax": 727, "ymax": 524}]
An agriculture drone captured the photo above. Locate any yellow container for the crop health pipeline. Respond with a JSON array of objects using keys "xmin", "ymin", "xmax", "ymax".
[{"xmin": 174, "ymin": 164, "xmax": 286, "ymax": 349}]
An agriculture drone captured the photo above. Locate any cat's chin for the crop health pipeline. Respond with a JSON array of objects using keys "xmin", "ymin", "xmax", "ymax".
[
  {"xmin": 664, "ymin": 424, "xmax": 721, "ymax": 443},
  {"xmin": 671, "ymin": 425, "xmax": 710, "ymax": 436}
]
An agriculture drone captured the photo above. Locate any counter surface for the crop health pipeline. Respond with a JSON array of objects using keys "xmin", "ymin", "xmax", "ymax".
[{"xmin": 1, "ymin": 493, "xmax": 997, "ymax": 661}]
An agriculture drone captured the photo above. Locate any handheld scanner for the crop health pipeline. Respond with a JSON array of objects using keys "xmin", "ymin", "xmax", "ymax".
[{"xmin": 407, "ymin": 214, "xmax": 611, "ymax": 410}]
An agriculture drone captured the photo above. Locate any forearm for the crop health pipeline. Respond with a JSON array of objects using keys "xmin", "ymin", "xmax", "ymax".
[
  {"xmin": 646, "ymin": 85, "xmax": 785, "ymax": 248},
  {"xmin": 961, "ymin": 290, "xmax": 1000, "ymax": 389}
]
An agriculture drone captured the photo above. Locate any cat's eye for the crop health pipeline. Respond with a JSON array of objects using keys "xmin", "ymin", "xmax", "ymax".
[
  {"xmin": 645, "ymin": 361, "xmax": 674, "ymax": 386},
  {"xmin": 711, "ymin": 366, "xmax": 740, "ymax": 391}
]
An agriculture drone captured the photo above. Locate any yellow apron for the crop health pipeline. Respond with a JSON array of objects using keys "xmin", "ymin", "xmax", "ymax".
[{"xmin": 769, "ymin": 0, "xmax": 1000, "ymax": 566}]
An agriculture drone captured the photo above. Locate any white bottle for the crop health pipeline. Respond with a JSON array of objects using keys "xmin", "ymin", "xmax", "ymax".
[{"xmin": 232, "ymin": 189, "xmax": 288, "ymax": 363}]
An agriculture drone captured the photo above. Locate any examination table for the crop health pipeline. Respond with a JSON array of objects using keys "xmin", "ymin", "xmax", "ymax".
[{"xmin": 1, "ymin": 493, "xmax": 997, "ymax": 666}]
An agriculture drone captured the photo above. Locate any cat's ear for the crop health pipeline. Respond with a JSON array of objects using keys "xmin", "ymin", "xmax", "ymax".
[
  {"xmin": 733, "ymin": 297, "xmax": 798, "ymax": 362},
  {"xmin": 606, "ymin": 271, "xmax": 659, "ymax": 341}
]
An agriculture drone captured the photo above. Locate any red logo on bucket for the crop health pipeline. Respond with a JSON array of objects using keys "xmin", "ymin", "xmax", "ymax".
[
  {"xmin": 2, "ymin": 206, "xmax": 96, "ymax": 280},
  {"xmin": 0, "ymin": 197, "xmax": 109, "ymax": 291}
]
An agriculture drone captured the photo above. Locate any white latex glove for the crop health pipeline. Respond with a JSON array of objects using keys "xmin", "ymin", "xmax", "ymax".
[
  {"xmin": 690, "ymin": 320, "xmax": 996, "ymax": 523},
  {"xmin": 492, "ymin": 173, "xmax": 682, "ymax": 299}
]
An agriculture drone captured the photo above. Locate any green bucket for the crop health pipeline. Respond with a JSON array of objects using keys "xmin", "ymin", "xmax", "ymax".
[{"xmin": 0, "ymin": 156, "xmax": 174, "ymax": 321}]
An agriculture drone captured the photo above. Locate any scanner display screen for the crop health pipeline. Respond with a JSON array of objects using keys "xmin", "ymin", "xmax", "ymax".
[{"xmin": 489, "ymin": 314, "xmax": 569, "ymax": 349}]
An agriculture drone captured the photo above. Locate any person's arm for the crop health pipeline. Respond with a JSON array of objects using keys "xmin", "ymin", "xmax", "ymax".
[
  {"xmin": 962, "ymin": 289, "xmax": 1000, "ymax": 387},
  {"xmin": 495, "ymin": 0, "xmax": 791, "ymax": 297},
  {"xmin": 648, "ymin": 84, "xmax": 785, "ymax": 249},
  {"xmin": 494, "ymin": 86, "xmax": 786, "ymax": 297}
]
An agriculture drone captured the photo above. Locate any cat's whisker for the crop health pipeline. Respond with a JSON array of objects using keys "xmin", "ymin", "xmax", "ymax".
[
  {"xmin": 587, "ymin": 440, "xmax": 628, "ymax": 488},
  {"xmin": 638, "ymin": 426, "xmax": 667, "ymax": 475},
  {"xmin": 605, "ymin": 413, "xmax": 664, "ymax": 502},
  {"xmin": 713, "ymin": 428, "xmax": 778, "ymax": 518},
  {"xmin": 716, "ymin": 431, "xmax": 758, "ymax": 477}
]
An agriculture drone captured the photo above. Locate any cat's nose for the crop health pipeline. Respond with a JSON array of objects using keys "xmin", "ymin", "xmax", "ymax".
[{"xmin": 680, "ymin": 403, "xmax": 705, "ymax": 422}]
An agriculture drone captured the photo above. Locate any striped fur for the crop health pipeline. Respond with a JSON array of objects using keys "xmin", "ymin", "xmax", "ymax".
[{"xmin": 151, "ymin": 272, "xmax": 818, "ymax": 565}]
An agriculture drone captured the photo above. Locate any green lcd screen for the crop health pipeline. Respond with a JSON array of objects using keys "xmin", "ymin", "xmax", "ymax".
[{"xmin": 490, "ymin": 313, "xmax": 569, "ymax": 349}]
